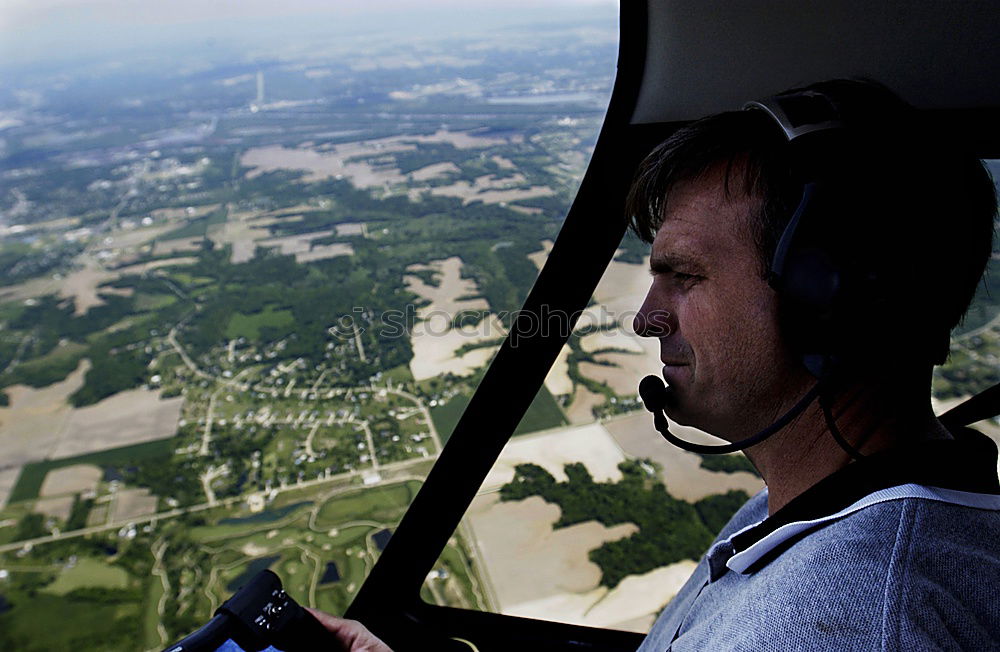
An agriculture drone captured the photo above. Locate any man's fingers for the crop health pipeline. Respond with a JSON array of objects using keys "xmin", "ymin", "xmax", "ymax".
[{"xmin": 304, "ymin": 607, "xmax": 394, "ymax": 651}]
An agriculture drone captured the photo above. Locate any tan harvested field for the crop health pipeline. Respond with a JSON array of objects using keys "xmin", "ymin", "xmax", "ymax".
[
  {"xmin": 243, "ymin": 130, "xmax": 510, "ymax": 189},
  {"xmin": 112, "ymin": 487, "xmax": 159, "ymax": 521},
  {"xmin": 405, "ymin": 257, "xmax": 507, "ymax": 380},
  {"xmin": 566, "ymin": 385, "xmax": 605, "ymax": 425},
  {"xmin": 543, "ymin": 344, "xmax": 573, "ymax": 396},
  {"xmin": 39, "ymin": 464, "xmax": 102, "ymax": 498},
  {"xmin": 58, "ymin": 260, "xmax": 118, "ymax": 315},
  {"xmin": 116, "ymin": 256, "xmax": 198, "ymax": 276},
  {"xmin": 34, "ymin": 495, "xmax": 74, "ymax": 520},
  {"xmin": 501, "ymin": 560, "xmax": 697, "ymax": 632},
  {"xmin": 481, "ymin": 422, "xmax": 627, "ymax": 490},
  {"xmin": 152, "ymin": 237, "xmax": 203, "ymax": 256},
  {"xmin": 50, "ymin": 386, "xmax": 184, "ymax": 459},
  {"xmin": 468, "ymin": 493, "xmax": 638, "ymax": 609},
  {"xmin": 103, "ymin": 223, "xmax": 177, "ymax": 249},
  {"xmin": 492, "ymin": 155, "xmax": 517, "ymax": 170},
  {"xmin": 295, "ymin": 244, "xmax": 354, "ymax": 263},
  {"xmin": 255, "ymin": 230, "xmax": 352, "ymax": 263},
  {"xmin": 258, "ymin": 229, "xmax": 334, "ymax": 255},
  {"xmin": 0, "ymin": 275, "xmax": 63, "ymax": 303},
  {"xmin": 418, "ymin": 173, "xmax": 555, "ymax": 206},
  {"xmin": 334, "ymin": 222, "xmax": 366, "ymax": 237},
  {"xmin": 468, "ymin": 418, "xmax": 750, "ymax": 632},
  {"xmin": 410, "ymin": 162, "xmax": 459, "ymax": 181},
  {"xmin": 603, "ymin": 411, "xmax": 764, "ymax": 502},
  {"xmin": 0, "ymin": 358, "xmax": 185, "ymax": 506},
  {"xmin": 579, "ymin": 328, "xmax": 644, "ymax": 354},
  {"xmin": 150, "ymin": 204, "xmax": 220, "ymax": 221},
  {"xmin": 527, "ymin": 238, "xmax": 553, "ymax": 272},
  {"xmin": 0, "ymin": 469, "xmax": 21, "ymax": 510},
  {"xmin": 579, "ymin": 352, "xmax": 647, "ymax": 396},
  {"xmin": 0, "ymin": 361, "xmax": 90, "ymax": 490},
  {"xmin": 213, "ymin": 211, "xmax": 299, "ymax": 264}
]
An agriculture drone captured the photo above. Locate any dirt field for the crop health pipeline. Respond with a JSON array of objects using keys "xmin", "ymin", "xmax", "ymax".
[
  {"xmin": 150, "ymin": 204, "xmax": 220, "ymax": 221},
  {"xmin": 58, "ymin": 260, "xmax": 118, "ymax": 315},
  {"xmin": 579, "ymin": 353, "xmax": 647, "ymax": 396},
  {"xmin": 103, "ymin": 222, "xmax": 177, "ymax": 249},
  {"xmin": 405, "ymin": 257, "xmax": 507, "ymax": 380},
  {"xmin": 116, "ymin": 256, "xmax": 198, "ymax": 276},
  {"xmin": 480, "ymin": 422, "xmax": 628, "ymax": 491},
  {"xmin": 543, "ymin": 345, "xmax": 573, "ymax": 396},
  {"xmin": 243, "ymin": 130, "xmax": 510, "ymax": 189},
  {"xmin": 295, "ymin": 244, "xmax": 354, "ymax": 263},
  {"xmin": 112, "ymin": 487, "xmax": 159, "ymax": 521},
  {"xmin": 468, "ymin": 493, "xmax": 638, "ymax": 609},
  {"xmin": 565, "ymin": 385, "xmax": 606, "ymax": 425},
  {"xmin": 334, "ymin": 222, "xmax": 366, "ymax": 237},
  {"xmin": 417, "ymin": 173, "xmax": 554, "ymax": 206},
  {"xmin": 0, "ymin": 357, "xmax": 185, "ymax": 508},
  {"xmin": 152, "ymin": 237, "xmax": 203, "ymax": 256},
  {"xmin": 51, "ymin": 386, "xmax": 184, "ymax": 459},
  {"xmin": 0, "ymin": 361, "xmax": 90, "ymax": 482},
  {"xmin": 467, "ymin": 417, "xmax": 749, "ymax": 632},
  {"xmin": 603, "ymin": 411, "xmax": 764, "ymax": 502},
  {"xmin": 34, "ymin": 495, "xmax": 74, "ymax": 520},
  {"xmin": 410, "ymin": 162, "xmax": 460, "ymax": 181},
  {"xmin": 579, "ymin": 329, "xmax": 644, "ymax": 354},
  {"xmin": 39, "ymin": 464, "xmax": 102, "ymax": 498}
]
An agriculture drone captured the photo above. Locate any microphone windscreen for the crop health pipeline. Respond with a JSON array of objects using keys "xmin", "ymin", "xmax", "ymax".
[{"xmin": 638, "ymin": 375, "xmax": 670, "ymax": 412}]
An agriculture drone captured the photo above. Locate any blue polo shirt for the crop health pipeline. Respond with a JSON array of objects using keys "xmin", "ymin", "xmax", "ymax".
[{"xmin": 639, "ymin": 427, "xmax": 1000, "ymax": 651}]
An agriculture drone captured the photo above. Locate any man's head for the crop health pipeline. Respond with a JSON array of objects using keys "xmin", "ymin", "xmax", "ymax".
[{"xmin": 628, "ymin": 80, "xmax": 997, "ymax": 440}]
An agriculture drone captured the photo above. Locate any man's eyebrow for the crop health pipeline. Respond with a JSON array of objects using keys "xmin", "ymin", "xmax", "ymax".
[{"xmin": 649, "ymin": 252, "xmax": 706, "ymax": 274}]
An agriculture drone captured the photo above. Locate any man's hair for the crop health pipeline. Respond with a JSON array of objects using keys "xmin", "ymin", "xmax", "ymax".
[{"xmin": 625, "ymin": 81, "xmax": 998, "ymax": 360}]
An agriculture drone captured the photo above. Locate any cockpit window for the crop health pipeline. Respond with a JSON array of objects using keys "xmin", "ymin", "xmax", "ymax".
[{"xmin": 0, "ymin": 2, "xmax": 619, "ymax": 648}]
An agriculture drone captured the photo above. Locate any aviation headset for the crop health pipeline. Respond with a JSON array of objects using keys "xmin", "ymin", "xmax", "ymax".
[
  {"xmin": 745, "ymin": 80, "xmax": 950, "ymax": 382},
  {"xmin": 641, "ymin": 80, "xmax": 956, "ymax": 459}
]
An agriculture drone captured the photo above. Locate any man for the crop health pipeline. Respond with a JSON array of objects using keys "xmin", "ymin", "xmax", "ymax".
[
  {"xmin": 311, "ymin": 80, "xmax": 999, "ymax": 650},
  {"xmin": 628, "ymin": 80, "xmax": 1000, "ymax": 650}
]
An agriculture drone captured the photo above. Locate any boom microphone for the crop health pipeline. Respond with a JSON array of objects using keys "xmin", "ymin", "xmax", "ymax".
[{"xmin": 638, "ymin": 374, "xmax": 824, "ymax": 455}]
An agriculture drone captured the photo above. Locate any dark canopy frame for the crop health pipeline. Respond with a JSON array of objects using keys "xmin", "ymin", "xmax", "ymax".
[{"xmin": 345, "ymin": 2, "xmax": 1000, "ymax": 650}]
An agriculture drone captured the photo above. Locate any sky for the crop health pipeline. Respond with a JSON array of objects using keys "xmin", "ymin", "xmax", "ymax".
[{"xmin": 0, "ymin": 0, "xmax": 616, "ymax": 67}]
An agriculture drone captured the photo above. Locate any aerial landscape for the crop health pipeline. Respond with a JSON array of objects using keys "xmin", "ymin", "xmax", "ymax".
[{"xmin": 0, "ymin": 2, "xmax": 998, "ymax": 650}]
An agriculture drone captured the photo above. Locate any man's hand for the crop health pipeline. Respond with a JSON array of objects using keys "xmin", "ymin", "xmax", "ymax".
[{"xmin": 305, "ymin": 607, "xmax": 394, "ymax": 652}]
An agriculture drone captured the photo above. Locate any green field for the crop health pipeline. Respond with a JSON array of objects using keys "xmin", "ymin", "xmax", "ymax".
[
  {"xmin": 431, "ymin": 384, "xmax": 567, "ymax": 444},
  {"xmin": 44, "ymin": 557, "xmax": 130, "ymax": 595},
  {"xmin": 225, "ymin": 305, "xmax": 295, "ymax": 340},
  {"xmin": 8, "ymin": 437, "xmax": 177, "ymax": 503}
]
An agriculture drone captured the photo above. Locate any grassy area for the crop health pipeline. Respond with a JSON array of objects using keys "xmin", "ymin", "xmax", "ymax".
[
  {"xmin": 432, "ymin": 384, "xmax": 567, "ymax": 444},
  {"xmin": 0, "ymin": 591, "xmax": 141, "ymax": 650},
  {"xmin": 8, "ymin": 437, "xmax": 177, "ymax": 503},
  {"xmin": 144, "ymin": 576, "xmax": 165, "ymax": 649},
  {"xmin": 44, "ymin": 557, "xmax": 129, "ymax": 595},
  {"xmin": 158, "ymin": 206, "xmax": 229, "ymax": 241},
  {"xmin": 313, "ymin": 481, "xmax": 421, "ymax": 529},
  {"xmin": 135, "ymin": 292, "xmax": 179, "ymax": 312},
  {"xmin": 381, "ymin": 363, "xmax": 414, "ymax": 384},
  {"xmin": 224, "ymin": 305, "xmax": 295, "ymax": 340}
]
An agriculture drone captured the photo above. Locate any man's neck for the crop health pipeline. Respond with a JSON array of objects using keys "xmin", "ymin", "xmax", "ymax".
[{"xmin": 745, "ymin": 379, "xmax": 952, "ymax": 515}]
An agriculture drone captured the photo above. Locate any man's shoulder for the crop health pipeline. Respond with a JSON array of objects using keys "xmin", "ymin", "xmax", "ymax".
[{"xmin": 765, "ymin": 494, "xmax": 1000, "ymax": 649}]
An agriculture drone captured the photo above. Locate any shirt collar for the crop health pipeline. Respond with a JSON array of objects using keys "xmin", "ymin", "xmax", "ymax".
[{"xmin": 705, "ymin": 427, "xmax": 1000, "ymax": 580}]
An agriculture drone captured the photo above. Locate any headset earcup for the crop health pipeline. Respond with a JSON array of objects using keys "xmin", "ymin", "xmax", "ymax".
[{"xmin": 775, "ymin": 247, "xmax": 842, "ymax": 376}]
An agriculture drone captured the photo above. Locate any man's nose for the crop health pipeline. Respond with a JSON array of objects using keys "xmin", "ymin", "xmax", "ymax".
[{"xmin": 633, "ymin": 300, "xmax": 673, "ymax": 338}]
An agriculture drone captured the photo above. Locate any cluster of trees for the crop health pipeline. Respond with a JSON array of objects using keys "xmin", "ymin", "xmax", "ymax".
[
  {"xmin": 500, "ymin": 460, "xmax": 748, "ymax": 588},
  {"xmin": 695, "ymin": 452, "xmax": 760, "ymax": 478}
]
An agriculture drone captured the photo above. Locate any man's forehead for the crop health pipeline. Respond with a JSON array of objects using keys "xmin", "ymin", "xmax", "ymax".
[{"xmin": 651, "ymin": 170, "xmax": 756, "ymax": 263}]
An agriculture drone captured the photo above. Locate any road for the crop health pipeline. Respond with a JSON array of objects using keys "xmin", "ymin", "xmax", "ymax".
[{"xmin": 0, "ymin": 454, "xmax": 433, "ymax": 554}]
